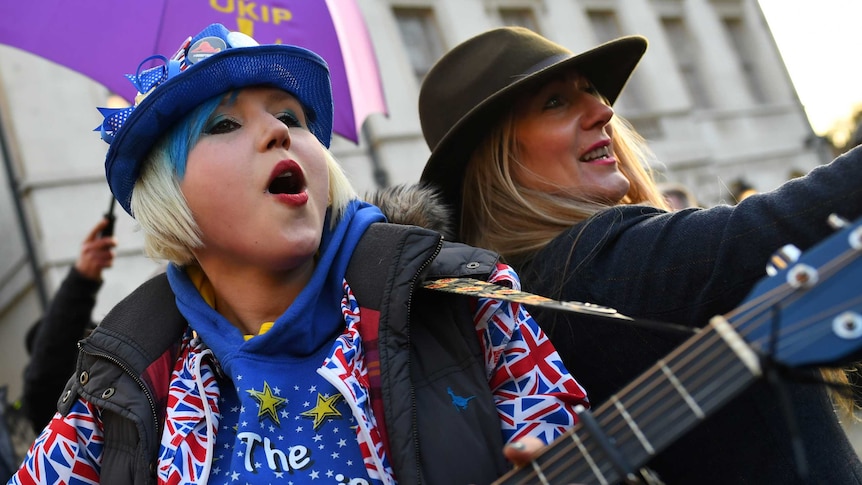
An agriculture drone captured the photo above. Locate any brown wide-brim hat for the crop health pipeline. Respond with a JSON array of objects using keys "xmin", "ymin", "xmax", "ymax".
[{"xmin": 418, "ymin": 26, "xmax": 647, "ymax": 235}]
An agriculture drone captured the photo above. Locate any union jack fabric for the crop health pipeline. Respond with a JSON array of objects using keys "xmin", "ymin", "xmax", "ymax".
[
  {"xmin": 479, "ymin": 264, "xmax": 588, "ymax": 444},
  {"xmin": 157, "ymin": 333, "xmax": 220, "ymax": 484},
  {"xmin": 9, "ymin": 398, "xmax": 104, "ymax": 484},
  {"xmin": 8, "ymin": 263, "xmax": 586, "ymax": 484}
]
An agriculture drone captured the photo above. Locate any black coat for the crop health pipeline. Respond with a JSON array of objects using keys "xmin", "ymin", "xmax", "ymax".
[{"xmin": 23, "ymin": 267, "xmax": 99, "ymax": 433}]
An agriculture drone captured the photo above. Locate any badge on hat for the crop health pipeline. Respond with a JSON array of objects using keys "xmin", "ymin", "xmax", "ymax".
[{"xmin": 187, "ymin": 36, "xmax": 227, "ymax": 64}]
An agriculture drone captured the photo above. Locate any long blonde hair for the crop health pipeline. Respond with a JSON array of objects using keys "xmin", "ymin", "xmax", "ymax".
[{"xmin": 461, "ymin": 112, "xmax": 667, "ymax": 263}]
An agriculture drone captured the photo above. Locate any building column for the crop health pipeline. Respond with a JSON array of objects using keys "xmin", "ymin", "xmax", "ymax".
[{"xmin": 684, "ymin": 0, "xmax": 753, "ymax": 109}]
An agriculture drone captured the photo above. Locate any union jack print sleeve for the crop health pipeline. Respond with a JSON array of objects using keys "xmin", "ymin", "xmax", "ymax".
[
  {"xmin": 9, "ymin": 398, "xmax": 105, "ymax": 484},
  {"xmin": 475, "ymin": 263, "xmax": 588, "ymax": 445}
]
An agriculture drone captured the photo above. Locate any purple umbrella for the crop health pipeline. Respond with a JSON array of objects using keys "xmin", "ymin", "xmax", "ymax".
[{"xmin": 0, "ymin": 0, "xmax": 387, "ymax": 142}]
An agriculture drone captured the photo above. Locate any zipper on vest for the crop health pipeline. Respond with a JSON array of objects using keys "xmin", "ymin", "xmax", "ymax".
[
  {"xmin": 78, "ymin": 342, "xmax": 161, "ymax": 445},
  {"xmin": 405, "ymin": 237, "xmax": 443, "ymax": 485}
]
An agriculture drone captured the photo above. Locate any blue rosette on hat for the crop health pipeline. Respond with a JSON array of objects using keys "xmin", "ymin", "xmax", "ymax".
[{"xmin": 96, "ymin": 23, "xmax": 333, "ymax": 216}]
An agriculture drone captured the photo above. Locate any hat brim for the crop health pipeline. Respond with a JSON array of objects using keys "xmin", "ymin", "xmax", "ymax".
[
  {"xmin": 106, "ymin": 45, "xmax": 332, "ymax": 215},
  {"xmin": 419, "ymin": 35, "xmax": 647, "ymax": 234}
]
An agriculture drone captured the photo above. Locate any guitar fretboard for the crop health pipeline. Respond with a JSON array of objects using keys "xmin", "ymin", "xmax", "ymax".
[{"xmin": 495, "ymin": 315, "xmax": 762, "ymax": 485}]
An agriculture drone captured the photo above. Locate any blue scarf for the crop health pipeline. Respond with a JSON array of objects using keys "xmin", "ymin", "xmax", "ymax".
[{"xmin": 167, "ymin": 199, "xmax": 386, "ymax": 366}]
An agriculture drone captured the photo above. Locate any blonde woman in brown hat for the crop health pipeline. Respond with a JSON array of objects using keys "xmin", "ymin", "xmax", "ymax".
[{"xmin": 416, "ymin": 26, "xmax": 862, "ymax": 484}]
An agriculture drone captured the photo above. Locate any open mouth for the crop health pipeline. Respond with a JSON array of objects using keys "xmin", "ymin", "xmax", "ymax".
[
  {"xmin": 580, "ymin": 145, "xmax": 611, "ymax": 162},
  {"xmin": 267, "ymin": 160, "xmax": 306, "ymax": 195}
]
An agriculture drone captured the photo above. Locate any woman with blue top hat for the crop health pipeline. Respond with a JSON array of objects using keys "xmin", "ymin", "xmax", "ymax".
[{"xmin": 8, "ymin": 24, "xmax": 588, "ymax": 485}]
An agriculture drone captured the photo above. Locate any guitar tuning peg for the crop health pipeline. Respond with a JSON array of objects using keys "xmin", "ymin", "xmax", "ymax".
[
  {"xmin": 833, "ymin": 311, "xmax": 862, "ymax": 340},
  {"xmin": 850, "ymin": 226, "xmax": 862, "ymax": 251},
  {"xmin": 766, "ymin": 244, "xmax": 801, "ymax": 277},
  {"xmin": 827, "ymin": 213, "xmax": 851, "ymax": 230}
]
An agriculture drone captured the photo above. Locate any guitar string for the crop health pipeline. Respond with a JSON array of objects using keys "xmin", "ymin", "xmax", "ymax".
[
  {"xmin": 568, "ymin": 246, "xmax": 856, "ymax": 466},
  {"xmin": 608, "ymin": 244, "xmax": 858, "ymax": 439},
  {"xmin": 504, "ymin": 339, "xmax": 845, "ymax": 484},
  {"xmin": 519, "ymin": 309, "xmax": 833, "ymax": 483},
  {"xmin": 589, "ymin": 247, "xmax": 858, "ymax": 473},
  {"xmin": 592, "ymin": 247, "xmax": 857, "ymax": 481},
  {"xmin": 506, "ymin": 332, "xmax": 832, "ymax": 483},
  {"xmin": 502, "ymin": 315, "xmax": 785, "ymax": 482},
  {"xmin": 589, "ymin": 287, "xmax": 862, "ymax": 482},
  {"xmin": 724, "ymin": 246, "xmax": 857, "ymax": 327},
  {"xmin": 506, "ymin": 340, "xmax": 836, "ymax": 483},
  {"xmin": 552, "ymin": 328, "xmax": 745, "ymax": 483},
  {"xmin": 567, "ymin": 360, "xmax": 742, "ymax": 483},
  {"xmin": 736, "ymin": 247, "xmax": 862, "ymax": 350},
  {"xmin": 498, "ymin": 244, "xmax": 859, "ymax": 485},
  {"xmin": 498, "ymin": 312, "xmax": 748, "ymax": 484}
]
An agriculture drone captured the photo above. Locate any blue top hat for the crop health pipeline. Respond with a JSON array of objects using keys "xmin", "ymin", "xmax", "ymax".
[{"xmin": 97, "ymin": 23, "xmax": 333, "ymax": 216}]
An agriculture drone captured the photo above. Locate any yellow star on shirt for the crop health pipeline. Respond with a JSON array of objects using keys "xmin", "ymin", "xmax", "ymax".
[
  {"xmin": 247, "ymin": 381, "xmax": 286, "ymax": 425},
  {"xmin": 301, "ymin": 393, "xmax": 344, "ymax": 430}
]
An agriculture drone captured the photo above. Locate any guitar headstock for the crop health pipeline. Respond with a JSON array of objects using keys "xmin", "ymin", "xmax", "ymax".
[{"xmin": 733, "ymin": 215, "xmax": 862, "ymax": 368}]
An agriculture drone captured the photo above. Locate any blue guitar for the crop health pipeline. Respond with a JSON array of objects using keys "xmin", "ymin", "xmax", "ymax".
[{"xmin": 494, "ymin": 215, "xmax": 862, "ymax": 485}]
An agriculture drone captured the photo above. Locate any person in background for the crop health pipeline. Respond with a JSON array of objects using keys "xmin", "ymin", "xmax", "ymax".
[
  {"xmin": 413, "ymin": 26, "xmax": 862, "ymax": 484},
  {"xmin": 9, "ymin": 24, "xmax": 586, "ymax": 485},
  {"xmin": 22, "ymin": 216, "xmax": 115, "ymax": 433},
  {"xmin": 728, "ymin": 177, "xmax": 758, "ymax": 203},
  {"xmin": 658, "ymin": 181, "xmax": 699, "ymax": 210}
]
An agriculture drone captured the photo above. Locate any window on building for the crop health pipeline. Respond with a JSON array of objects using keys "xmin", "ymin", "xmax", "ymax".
[
  {"xmin": 587, "ymin": 10, "xmax": 649, "ymax": 116},
  {"xmin": 721, "ymin": 16, "xmax": 768, "ymax": 104},
  {"xmin": 393, "ymin": 7, "xmax": 446, "ymax": 83},
  {"xmin": 661, "ymin": 16, "xmax": 711, "ymax": 109},
  {"xmin": 499, "ymin": 7, "xmax": 540, "ymax": 32},
  {"xmin": 586, "ymin": 9, "xmax": 620, "ymax": 44}
]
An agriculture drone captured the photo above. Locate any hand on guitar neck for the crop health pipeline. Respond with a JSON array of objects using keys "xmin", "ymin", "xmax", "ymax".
[{"xmin": 504, "ymin": 437, "xmax": 546, "ymax": 467}]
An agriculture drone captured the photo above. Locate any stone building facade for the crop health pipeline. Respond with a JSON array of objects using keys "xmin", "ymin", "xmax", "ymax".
[{"xmin": 0, "ymin": 0, "xmax": 827, "ymax": 400}]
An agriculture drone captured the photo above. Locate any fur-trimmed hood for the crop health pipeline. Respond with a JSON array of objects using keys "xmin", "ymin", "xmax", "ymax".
[{"xmin": 364, "ymin": 184, "xmax": 456, "ymax": 240}]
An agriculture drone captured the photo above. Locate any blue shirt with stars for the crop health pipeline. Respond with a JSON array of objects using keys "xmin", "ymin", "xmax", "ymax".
[{"xmin": 211, "ymin": 344, "xmax": 370, "ymax": 485}]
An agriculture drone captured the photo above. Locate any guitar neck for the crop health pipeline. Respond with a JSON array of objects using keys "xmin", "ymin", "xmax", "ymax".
[{"xmin": 495, "ymin": 315, "xmax": 763, "ymax": 485}]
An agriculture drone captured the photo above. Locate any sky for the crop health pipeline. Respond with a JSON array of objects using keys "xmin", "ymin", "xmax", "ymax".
[{"xmin": 757, "ymin": 0, "xmax": 862, "ymax": 135}]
